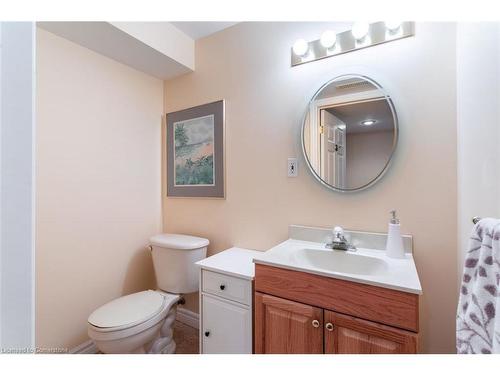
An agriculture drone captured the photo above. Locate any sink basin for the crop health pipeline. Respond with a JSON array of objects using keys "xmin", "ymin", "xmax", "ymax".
[
  {"xmin": 291, "ymin": 248, "xmax": 388, "ymax": 276},
  {"xmin": 254, "ymin": 237, "xmax": 422, "ymax": 294}
]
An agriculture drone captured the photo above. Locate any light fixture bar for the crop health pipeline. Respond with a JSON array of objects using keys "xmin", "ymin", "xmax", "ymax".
[{"xmin": 291, "ymin": 21, "xmax": 414, "ymax": 67}]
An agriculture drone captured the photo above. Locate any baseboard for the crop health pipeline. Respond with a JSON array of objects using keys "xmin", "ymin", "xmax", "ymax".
[
  {"xmin": 70, "ymin": 339, "xmax": 99, "ymax": 354},
  {"xmin": 176, "ymin": 307, "xmax": 199, "ymax": 329}
]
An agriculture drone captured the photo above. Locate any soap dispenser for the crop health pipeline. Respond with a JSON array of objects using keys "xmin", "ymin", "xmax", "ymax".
[{"xmin": 386, "ymin": 210, "xmax": 405, "ymax": 259}]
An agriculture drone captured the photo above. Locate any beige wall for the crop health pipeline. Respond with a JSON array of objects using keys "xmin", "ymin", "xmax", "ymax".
[
  {"xmin": 36, "ymin": 29, "xmax": 163, "ymax": 350},
  {"xmin": 163, "ymin": 22, "xmax": 458, "ymax": 353}
]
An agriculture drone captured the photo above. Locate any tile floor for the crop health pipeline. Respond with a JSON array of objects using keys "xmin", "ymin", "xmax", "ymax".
[{"xmin": 173, "ymin": 321, "xmax": 199, "ymax": 354}]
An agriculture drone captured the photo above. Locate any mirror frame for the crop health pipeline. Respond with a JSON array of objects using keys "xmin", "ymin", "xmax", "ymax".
[{"xmin": 301, "ymin": 74, "xmax": 399, "ymax": 193}]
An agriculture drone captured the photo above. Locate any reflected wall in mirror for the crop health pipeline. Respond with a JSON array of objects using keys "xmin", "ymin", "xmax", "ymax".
[{"xmin": 302, "ymin": 75, "xmax": 398, "ymax": 192}]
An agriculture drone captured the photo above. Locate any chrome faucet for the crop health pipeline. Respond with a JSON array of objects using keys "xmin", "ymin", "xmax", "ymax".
[{"xmin": 326, "ymin": 226, "xmax": 356, "ymax": 251}]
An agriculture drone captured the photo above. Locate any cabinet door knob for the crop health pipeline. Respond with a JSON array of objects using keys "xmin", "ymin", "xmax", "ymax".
[
  {"xmin": 204, "ymin": 330, "xmax": 210, "ymax": 337},
  {"xmin": 219, "ymin": 284, "xmax": 226, "ymax": 290},
  {"xmin": 325, "ymin": 322, "xmax": 334, "ymax": 331},
  {"xmin": 312, "ymin": 319, "xmax": 320, "ymax": 328}
]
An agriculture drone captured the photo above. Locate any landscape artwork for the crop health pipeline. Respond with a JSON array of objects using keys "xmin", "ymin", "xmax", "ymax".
[
  {"xmin": 173, "ymin": 114, "xmax": 215, "ymax": 186},
  {"xmin": 167, "ymin": 100, "xmax": 224, "ymax": 198}
]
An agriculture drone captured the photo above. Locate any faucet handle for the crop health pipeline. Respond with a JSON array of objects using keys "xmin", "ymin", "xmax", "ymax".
[
  {"xmin": 333, "ymin": 226, "xmax": 344, "ymax": 239},
  {"xmin": 327, "ymin": 226, "xmax": 356, "ymax": 251}
]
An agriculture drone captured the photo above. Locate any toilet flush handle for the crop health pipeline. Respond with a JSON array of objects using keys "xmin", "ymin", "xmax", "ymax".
[{"xmin": 147, "ymin": 245, "xmax": 153, "ymax": 252}]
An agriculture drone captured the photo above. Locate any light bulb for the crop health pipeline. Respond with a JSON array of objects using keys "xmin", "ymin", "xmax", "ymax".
[
  {"xmin": 351, "ymin": 22, "xmax": 370, "ymax": 41},
  {"xmin": 320, "ymin": 30, "xmax": 337, "ymax": 49},
  {"xmin": 385, "ymin": 21, "xmax": 402, "ymax": 32},
  {"xmin": 361, "ymin": 119, "xmax": 376, "ymax": 126},
  {"xmin": 292, "ymin": 39, "xmax": 309, "ymax": 57}
]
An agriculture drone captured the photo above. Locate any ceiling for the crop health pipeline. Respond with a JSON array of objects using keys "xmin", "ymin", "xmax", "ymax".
[
  {"xmin": 38, "ymin": 22, "xmax": 194, "ymax": 79},
  {"xmin": 317, "ymin": 78, "xmax": 377, "ymax": 100},
  {"xmin": 326, "ymin": 99, "xmax": 394, "ymax": 134},
  {"xmin": 171, "ymin": 22, "xmax": 238, "ymax": 40},
  {"xmin": 37, "ymin": 21, "xmax": 238, "ymax": 80}
]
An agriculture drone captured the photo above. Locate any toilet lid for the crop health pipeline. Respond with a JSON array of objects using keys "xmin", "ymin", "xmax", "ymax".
[
  {"xmin": 88, "ymin": 290, "xmax": 166, "ymax": 329},
  {"xmin": 150, "ymin": 233, "xmax": 209, "ymax": 250}
]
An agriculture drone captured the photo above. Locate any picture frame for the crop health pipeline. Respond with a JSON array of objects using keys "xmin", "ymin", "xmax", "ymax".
[{"xmin": 166, "ymin": 100, "xmax": 225, "ymax": 198}]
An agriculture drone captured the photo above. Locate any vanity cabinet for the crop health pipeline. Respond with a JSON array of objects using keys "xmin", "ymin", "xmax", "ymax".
[
  {"xmin": 254, "ymin": 264, "xmax": 419, "ymax": 354},
  {"xmin": 324, "ymin": 310, "xmax": 417, "ymax": 354},
  {"xmin": 196, "ymin": 247, "xmax": 262, "ymax": 354},
  {"xmin": 254, "ymin": 293, "xmax": 323, "ymax": 354},
  {"xmin": 202, "ymin": 293, "xmax": 252, "ymax": 354}
]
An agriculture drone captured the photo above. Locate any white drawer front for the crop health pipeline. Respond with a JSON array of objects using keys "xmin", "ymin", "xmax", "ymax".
[
  {"xmin": 202, "ymin": 270, "xmax": 251, "ymax": 306},
  {"xmin": 202, "ymin": 295, "xmax": 252, "ymax": 354}
]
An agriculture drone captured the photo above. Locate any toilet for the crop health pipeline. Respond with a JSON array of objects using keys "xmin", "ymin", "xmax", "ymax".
[{"xmin": 87, "ymin": 233, "xmax": 209, "ymax": 354}]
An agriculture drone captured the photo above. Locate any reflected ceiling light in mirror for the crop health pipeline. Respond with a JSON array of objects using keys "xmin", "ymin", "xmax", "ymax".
[
  {"xmin": 351, "ymin": 22, "xmax": 370, "ymax": 41},
  {"xmin": 361, "ymin": 119, "xmax": 377, "ymax": 126},
  {"xmin": 320, "ymin": 30, "xmax": 337, "ymax": 49},
  {"xmin": 292, "ymin": 39, "xmax": 309, "ymax": 57}
]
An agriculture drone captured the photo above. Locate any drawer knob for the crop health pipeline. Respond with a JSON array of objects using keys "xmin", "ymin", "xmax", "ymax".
[
  {"xmin": 312, "ymin": 319, "xmax": 320, "ymax": 328},
  {"xmin": 219, "ymin": 284, "xmax": 226, "ymax": 290},
  {"xmin": 204, "ymin": 330, "xmax": 210, "ymax": 337},
  {"xmin": 325, "ymin": 322, "xmax": 334, "ymax": 331}
]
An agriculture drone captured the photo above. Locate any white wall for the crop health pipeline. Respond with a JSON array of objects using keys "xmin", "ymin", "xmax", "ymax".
[
  {"xmin": 457, "ymin": 23, "xmax": 500, "ymax": 277},
  {"xmin": 0, "ymin": 22, "xmax": 36, "ymax": 351},
  {"xmin": 36, "ymin": 28, "xmax": 163, "ymax": 350}
]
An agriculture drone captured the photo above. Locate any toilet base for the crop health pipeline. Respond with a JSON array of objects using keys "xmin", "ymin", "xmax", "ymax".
[{"xmin": 148, "ymin": 305, "xmax": 177, "ymax": 354}]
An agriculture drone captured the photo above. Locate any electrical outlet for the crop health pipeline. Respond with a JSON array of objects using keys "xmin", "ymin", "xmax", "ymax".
[{"xmin": 288, "ymin": 158, "xmax": 298, "ymax": 177}]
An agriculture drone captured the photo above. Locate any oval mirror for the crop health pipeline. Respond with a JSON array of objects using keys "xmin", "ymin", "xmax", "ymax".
[{"xmin": 302, "ymin": 75, "xmax": 398, "ymax": 192}]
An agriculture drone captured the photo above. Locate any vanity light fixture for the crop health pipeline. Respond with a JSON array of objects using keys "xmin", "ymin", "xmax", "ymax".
[
  {"xmin": 385, "ymin": 21, "xmax": 403, "ymax": 32},
  {"xmin": 291, "ymin": 21, "xmax": 415, "ymax": 67},
  {"xmin": 361, "ymin": 120, "xmax": 376, "ymax": 126},
  {"xmin": 351, "ymin": 22, "xmax": 370, "ymax": 41},
  {"xmin": 320, "ymin": 30, "xmax": 337, "ymax": 49},
  {"xmin": 292, "ymin": 39, "xmax": 309, "ymax": 57}
]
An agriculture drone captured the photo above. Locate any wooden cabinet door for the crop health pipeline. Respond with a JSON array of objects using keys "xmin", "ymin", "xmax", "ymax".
[
  {"xmin": 202, "ymin": 294, "xmax": 252, "ymax": 354},
  {"xmin": 324, "ymin": 310, "xmax": 418, "ymax": 354},
  {"xmin": 254, "ymin": 292, "xmax": 323, "ymax": 354}
]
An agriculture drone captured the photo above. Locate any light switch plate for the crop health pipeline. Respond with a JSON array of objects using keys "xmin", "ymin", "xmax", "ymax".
[{"xmin": 288, "ymin": 158, "xmax": 298, "ymax": 177}]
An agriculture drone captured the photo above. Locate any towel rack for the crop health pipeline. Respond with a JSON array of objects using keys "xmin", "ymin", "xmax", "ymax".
[{"xmin": 472, "ymin": 216, "xmax": 482, "ymax": 224}]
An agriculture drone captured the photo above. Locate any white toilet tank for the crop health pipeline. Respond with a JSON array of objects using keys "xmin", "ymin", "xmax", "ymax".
[{"xmin": 149, "ymin": 233, "xmax": 209, "ymax": 294}]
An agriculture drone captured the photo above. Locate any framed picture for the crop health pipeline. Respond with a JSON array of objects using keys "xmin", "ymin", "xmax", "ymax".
[{"xmin": 166, "ymin": 100, "xmax": 225, "ymax": 198}]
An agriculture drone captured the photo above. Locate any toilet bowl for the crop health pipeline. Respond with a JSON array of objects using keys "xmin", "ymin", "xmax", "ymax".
[
  {"xmin": 88, "ymin": 290, "xmax": 180, "ymax": 353},
  {"xmin": 87, "ymin": 234, "xmax": 209, "ymax": 354}
]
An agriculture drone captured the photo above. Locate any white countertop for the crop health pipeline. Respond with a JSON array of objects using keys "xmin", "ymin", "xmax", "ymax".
[
  {"xmin": 253, "ymin": 239, "xmax": 423, "ymax": 295},
  {"xmin": 196, "ymin": 247, "xmax": 263, "ymax": 280}
]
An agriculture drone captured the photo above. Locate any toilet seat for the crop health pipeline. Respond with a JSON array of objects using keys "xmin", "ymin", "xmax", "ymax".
[
  {"xmin": 89, "ymin": 290, "xmax": 166, "ymax": 330},
  {"xmin": 88, "ymin": 290, "xmax": 179, "ymax": 341}
]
